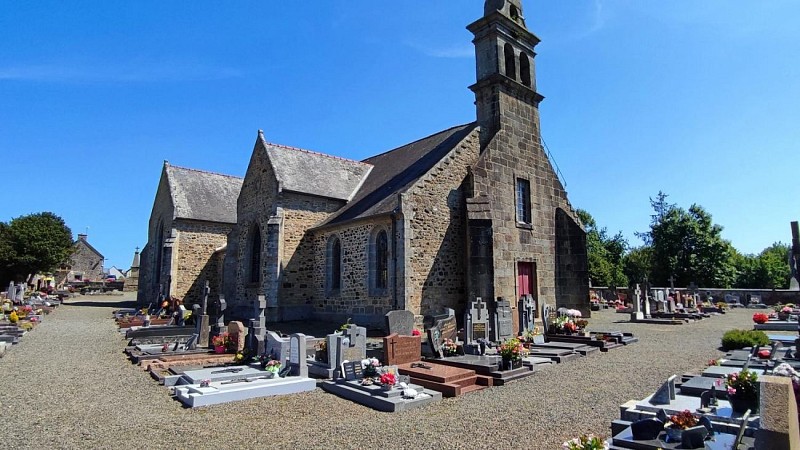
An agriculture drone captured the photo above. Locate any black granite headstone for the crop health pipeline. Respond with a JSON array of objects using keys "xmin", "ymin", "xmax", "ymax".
[{"xmin": 630, "ymin": 418, "xmax": 663, "ymax": 440}]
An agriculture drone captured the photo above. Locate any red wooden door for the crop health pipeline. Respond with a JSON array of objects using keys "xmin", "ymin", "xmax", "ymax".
[{"xmin": 518, "ymin": 262, "xmax": 534, "ymax": 296}]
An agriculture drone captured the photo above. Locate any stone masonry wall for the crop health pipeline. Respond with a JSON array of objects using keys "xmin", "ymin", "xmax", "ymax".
[
  {"xmin": 138, "ymin": 172, "xmax": 175, "ymax": 305},
  {"xmin": 278, "ymin": 192, "xmax": 342, "ymax": 319},
  {"xmin": 471, "ymin": 83, "xmax": 589, "ymax": 319},
  {"xmin": 69, "ymin": 240, "xmax": 104, "ymax": 282},
  {"xmin": 229, "ymin": 139, "xmax": 278, "ymax": 318},
  {"xmin": 405, "ymin": 129, "xmax": 481, "ymax": 318},
  {"xmin": 311, "ymin": 217, "xmax": 394, "ymax": 326},
  {"xmin": 173, "ymin": 220, "xmax": 233, "ymax": 305}
]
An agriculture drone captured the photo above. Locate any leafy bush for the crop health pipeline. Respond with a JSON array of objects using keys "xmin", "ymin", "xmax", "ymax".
[{"xmin": 721, "ymin": 329, "xmax": 770, "ymax": 351}]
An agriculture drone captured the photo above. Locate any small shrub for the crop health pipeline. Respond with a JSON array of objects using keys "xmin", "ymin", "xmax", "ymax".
[{"xmin": 722, "ymin": 329, "xmax": 770, "ymax": 351}]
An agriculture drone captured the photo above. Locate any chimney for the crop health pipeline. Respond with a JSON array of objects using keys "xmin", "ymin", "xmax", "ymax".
[{"xmin": 77, "ymin": 234, "xmax": 88, "ymax": 241}]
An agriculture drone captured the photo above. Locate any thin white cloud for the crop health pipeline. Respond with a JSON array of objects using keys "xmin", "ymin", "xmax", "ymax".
[
  {"xmin": 0, "ymin": 62, "xmax": 243, "ymax": 83},
  {"xmin": 573, "ymin": 0, "xmax": 607, "ymax": 39}
]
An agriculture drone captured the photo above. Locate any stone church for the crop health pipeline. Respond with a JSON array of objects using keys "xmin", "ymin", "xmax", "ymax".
[
  {"xmin": 138, "ymin": 162, "xmax": 243, "ymax": 306},
  {"xmin": 221, "ymin": 0, "xmax": 589, "ymax": 328}
]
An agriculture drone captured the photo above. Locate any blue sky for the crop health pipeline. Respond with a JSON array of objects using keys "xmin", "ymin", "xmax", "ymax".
[{"xmin": 1, "ymin": 1, "xmax": 798, "ymax": 272}]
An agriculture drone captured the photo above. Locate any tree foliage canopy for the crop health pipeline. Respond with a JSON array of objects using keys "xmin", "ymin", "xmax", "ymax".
[
  {"xmin": 0, "ymin": 212, "xmax": 73, "ymax": 283},
  {"xmin": 577, "ymin": 208, "xmax": 627, "ymax": 287}
]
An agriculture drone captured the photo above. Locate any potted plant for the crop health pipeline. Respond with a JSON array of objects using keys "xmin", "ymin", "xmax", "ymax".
[
  {"xmin": 361, "ymin": 357, "xmax": 381, "ymax": 378},
  {"xmin": 498, "ymin": 337, "xmax": 527, "ymax": 370},
  {"xmin": 264, "ymin": 359, "xmax": 282, "ymax": 377},
  {"xmin": 726, "ymin": 368, "xmax": 759, "ymax": 413},
  {"xmin": 211, "ymin": 333, "xmax": 229, "ymax": 353},
  {"xmin": 778, "ymin": 306, "xmax": 792, "ymax": 321},
  {"xmin": 521, "ymin": 326, "xmax": 543, "ymax": 344},
  {"xmin": 665, "ymin": 410, "xmax": 698, "ymax": 442},
  {"xmin": 315, "ymin": 340, "xmax": 328, "ymax": 363}
]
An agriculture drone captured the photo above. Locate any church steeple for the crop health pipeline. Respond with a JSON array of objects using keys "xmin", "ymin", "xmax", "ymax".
[{"xmin": 468, "ymin": 0, "xmax": 543, "ymax": 149}]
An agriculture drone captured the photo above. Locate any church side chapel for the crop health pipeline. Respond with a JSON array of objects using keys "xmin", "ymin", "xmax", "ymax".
[{"xmin": 221, "ymin": 0, "xmax": 589, "ymax": 329}]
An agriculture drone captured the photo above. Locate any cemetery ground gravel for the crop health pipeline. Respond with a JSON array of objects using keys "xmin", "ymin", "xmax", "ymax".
[{"xmin": 0, "ymin": 296, "xmax": 767, "ymax": 450}]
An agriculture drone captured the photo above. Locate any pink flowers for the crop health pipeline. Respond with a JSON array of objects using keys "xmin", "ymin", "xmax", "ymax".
[
  {"xmin": 379, "ymin": 372, "xmax": 396, "ymax": 386},
  {"xmin": 411, "ymin": 329, "xmax": 421, "ymax": 336}
]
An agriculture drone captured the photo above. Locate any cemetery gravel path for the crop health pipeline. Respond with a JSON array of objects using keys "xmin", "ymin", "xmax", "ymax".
[{"xmin": 0, "ymin": 296, "xmax": 768, "ymax": 450}]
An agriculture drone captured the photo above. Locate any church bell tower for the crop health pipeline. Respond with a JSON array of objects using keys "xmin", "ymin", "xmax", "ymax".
[{"xmin": 468, "ymin": 0, "xmax": 544, "ymax": 150}]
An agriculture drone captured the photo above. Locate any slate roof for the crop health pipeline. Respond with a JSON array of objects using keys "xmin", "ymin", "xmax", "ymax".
[
  {"xmin": 317, "ymin": 123, "xmax": 477, "ymax": 228},
  {"xmin": 165, "ymin": 164, "xmax": 243, "ymax": 224},
  {"xmin": 261, "ymin": 135, "xmax": 372, "ymax": 202}
]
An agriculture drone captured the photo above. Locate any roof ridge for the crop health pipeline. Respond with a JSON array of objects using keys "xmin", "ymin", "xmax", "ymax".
[
  {"xmin": 168, "ymin": 164, "xmax": 243, "ymax": 180},
  {"xmin": 363, "ymin": 122, "xmax": 475, "ymax": 161},
  {"xmin": 265, "ymin": 141, "xmax": 372, "ymax": 166}
]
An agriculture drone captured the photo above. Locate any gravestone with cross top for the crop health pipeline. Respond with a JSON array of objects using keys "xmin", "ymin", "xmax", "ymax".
[
  {"xmin": 194, "ymin": 280, "xmax": 212, "ymax": 347},
  {"xmin": 631, "ymin": 283, "xmax": 643, "ymax": 321},
  {"xmin": 246, "ymin": 295, "xmax": 267, "ymax": 355}
]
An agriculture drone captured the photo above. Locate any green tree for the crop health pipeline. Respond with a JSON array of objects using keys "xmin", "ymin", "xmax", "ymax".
[
  {"xmin": 735, "ymin": 242, "xmax": 791, "ymax": 288},
  {"xmin": 577, "ymin": 208, "xmax": 628, "ymax": 287},
  {"xmin": 0, "ymin": 212, "xmax": 74, "ymax": 283},
  {"xmin": 638, "ymin": 192, "xmax": 736, "ymax": 287},
  {"xmin": 623, "ymin": 245, "xmax": 652, "ymax": 285}
]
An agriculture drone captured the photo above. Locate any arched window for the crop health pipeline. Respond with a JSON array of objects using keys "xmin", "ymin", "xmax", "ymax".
[
  {"xmin": 504, "ymin": 43, "xmax": 516, "ymax": 80},
  {"xmin": 249, "ymin": 224, "xmax": 262, "ymax": 283},
  {"xmin": 155, "ymin": 221, "xmax": 164, "ymax": 284},
  {"xmin": 519, "ymin": 52, "xmax": 531, "ymax": 87},
  {"xmin": 375, "ymin": 231, "xmax": 388, "ymax": 290},
  {"xmin": 327, "ymin": 236, "xmax": 342, "ymax": 293}
]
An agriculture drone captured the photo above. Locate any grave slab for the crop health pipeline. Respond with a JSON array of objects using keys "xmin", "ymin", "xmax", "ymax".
[
  {"xmin": 320, "ymin": 379, "xmax": 441, "ymax": 412},
  {"xmin": 397, "ymin": 361, "xmax": 491, "ymax": 397},
  {"xmin": 174, "ymin": 376, "xmax": 316, "ymax": 408}
]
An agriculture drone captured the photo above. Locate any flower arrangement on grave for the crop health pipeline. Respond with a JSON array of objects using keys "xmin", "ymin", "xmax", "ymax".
[
  {"xmin": 200, "ymin": 379, "xmax": 210, "ymax": 388},
  {"xmin": 561, "ymin": 434, "xmax": 607, "ymax": 450},
  {"xmin": 566, "ymin": 309, "xmax": 582, "ymax": 318},
  {"xmin": 315, "ymin": 340, "xmax": 328, "ymax": 362},
  {"xmin": 8, "ymin": 311, "xmax": 18, "ymax": 324},
  {"xmin": 234, "ymin": 348, "xmax": 254, "ymax": 363},
  {"xmin": 575, "ymin": 319, "xmax": 589, "ymax": 330},
  {"xmin": 668, "ymin": 410, "xmax": 698, "ymax": 430},
  {"xmin": 411, "ymin": 329, "xmax": 421, "ymax": 337},
  {"xmin": 211, "ymin": 333, "xmax": 230, "ymax": 353},
  {"xmin": 715, "ymin": 302, "xmax": 727, "ymax": 310},
  {"xmin": 361, "ymin": 357, "xmax": 381, "ymax": 377},
  {"xmin": 725, "ymin": 368, "xmax": 759, "ymax": 412},
  {"xmin": 707, "ymin": 359, "xmax": 720, "ymax": 367},
  {"xmin": 379, "ymin": 372, "xmax": 396, "ymax": 388},
  {"xmin": 441, "ymin": 338, "xmax": 458, "ymax": 356},
  {"xmin": 752, "ymin": 313, "xmax": 769, "ymax": 324},
  {"xmin": 521, "ymin": 326, "xmax": 542, "ymax": 343},
  {"xmin": 498, "ymin": 337, "xmax": 526, "ymax": 361},
  {"xmin": 264, "ymin": 359, "xmax": 282, "ymax": 374}
]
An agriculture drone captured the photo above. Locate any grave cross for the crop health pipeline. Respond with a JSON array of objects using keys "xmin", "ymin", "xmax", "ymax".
[
  {"xmin": 344, "ymin": 323, "xmax": 361, "ymax": 345},
  {"xmin": 474, "ymin": 297, "xmax": 486, "ymax": 320},
  {"xmin": 668, "ymin": 275, "xmax": 675, "ymax": 292},
  {"xmin": 634, "ymin": 284, "xmax": 642, "ymax": 299},
  {"xmin": 201, "ymin": 280, "xmax": 210, "ymax": 315}
]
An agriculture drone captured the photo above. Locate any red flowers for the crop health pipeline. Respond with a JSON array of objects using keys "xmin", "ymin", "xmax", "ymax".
[
  {"xmin": 379, "ymin": 372, "xmax": 396, "ymax": 386},
  {"xmin": 752, "ymin": 313, "xmax": 769, "ymax": 324},
  {"xmin": 411, "ymin": 329, "xmax": 421, "ymax": 336}
]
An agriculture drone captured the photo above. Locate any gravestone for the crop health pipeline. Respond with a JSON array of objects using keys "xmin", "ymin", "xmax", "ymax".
[
  {"xmin": 541, "ymin": 303, "xmax": 556, "ymax": 335},
  {"xmin": 385, "ymin": 310, "xmax": 415, "ymax": 336},
  {"xmin": 631, "ymin": 284, "xmax": 643, "ymax": 321},
  {"xmin": 426, "ymin": 311, "xmax": 458, "ymax": 358},
  {"xmin": 464, "ymin": 297, "xmax": 490, "ymax": 343},
  {"xmin": 341, "ymin": 324, "xmax": 367, "ymax": 363},
  {"xmin": 6, "ymin": 282, "xmax": 13, "ymax": 300},
  {"xmin": 211, "ymin": 295, "xmax": 226, "ymax": 337},
  {"xmin": 383, "ymin": 333, "xmax": 422, "ymax": 366},
  {"xmin": 667, "ymin": 295, "xmax": 676, "ymax": 313},
  {"xmin": 518, "ymin": 295, "xmax": 536, "ymax": 334},
  {"xmin": 266, "ymin": 331, "xmax": 290, "ymax": 361},
  {"xmin": 227, "ymin": 321, "xmax": 246, "ymax": 352},
  {"xmin": 491, "ymin": 297, "xmax": 514, "ymax": 343},
  {"xmin": 648, "ymin": 375, "xmax": 677, "ymax": 405},
  {"xmin": 246, "ymin": 295, "xmax": 267, "ymax": 355},
  {"xmin": 642, "ymin": 286, "xmax": 651, "ymax": 317},
  {"xmin": 15, "ymin": 283, "xmax": 23, "ymax": 302},
  {"xmin": 288, "ymin": 333, "xmax": 308, "ymax": 377},
  {"xmin": 192, "ymin": 281, "xmax": 211, "ymax": 347}
]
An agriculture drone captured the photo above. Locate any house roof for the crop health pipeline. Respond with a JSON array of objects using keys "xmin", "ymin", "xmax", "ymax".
[
  {"xmin": 76, "ymin": 237, "xmax": 104, "ymax": 259},
  {"xmin": 260, "ymin": 134, "xmax": 372, "ymax": 201},
  {"xmin": 165, "ymin": 164, "xmax": 243, "ymax": 224},
  {"xmin": 317, "ymin": 122, "xmax": 477, "ymax": 228}
]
